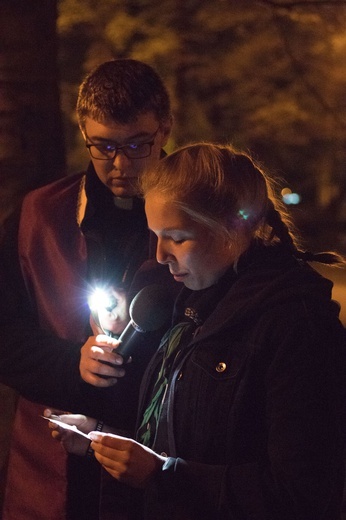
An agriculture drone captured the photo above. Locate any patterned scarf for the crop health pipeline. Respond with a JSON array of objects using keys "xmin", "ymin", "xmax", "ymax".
[
  {"xmin": 137, "ymin": 321, "xmax": 193, "ymax": 447},
  {"xmin": 137, "ymin": 267, "xmax": 239, "ymax": 448}
]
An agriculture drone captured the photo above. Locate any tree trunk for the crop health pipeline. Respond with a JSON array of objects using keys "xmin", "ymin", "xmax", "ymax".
[
  {"xmin": 0, "ymin": 0, "xmax": 65, "ymax": 225},
  {"xmin": 0, "ymin": 0, "xmax": 64, "ymax": 511}
]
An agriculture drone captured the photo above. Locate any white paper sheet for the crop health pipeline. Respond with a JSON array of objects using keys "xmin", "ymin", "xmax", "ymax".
[{"xmin": 41, "ymin": 415, "xmax": 90, "ymax": 439}]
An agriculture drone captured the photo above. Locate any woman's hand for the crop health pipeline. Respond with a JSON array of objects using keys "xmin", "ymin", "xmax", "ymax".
[
  {"xmin": 89, "ymin": 432, "xmax": 167, "ymax": 489},
  {"xmin": 79, "ymin": 334, "xmax": 126, "ymax": 387},
  {"xmin": 43, "ymin": 409, "xmax": 96, "ymax": 456}
]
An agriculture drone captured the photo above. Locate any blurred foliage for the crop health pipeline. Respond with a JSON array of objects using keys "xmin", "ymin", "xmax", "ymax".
[{"xmin": 57, "ymin": 0, "xmax": 346, "ymax": 252}]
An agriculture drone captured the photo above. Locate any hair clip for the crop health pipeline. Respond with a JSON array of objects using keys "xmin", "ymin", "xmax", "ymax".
[{"xmin": 237, "ymin": 209, "xmax": 249, "ymax": 221}]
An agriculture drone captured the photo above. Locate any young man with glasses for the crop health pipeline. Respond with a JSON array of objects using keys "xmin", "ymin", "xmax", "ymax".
[{"xmin": 0, "ymin": 59, "xmax": 175, "ymax": 520}]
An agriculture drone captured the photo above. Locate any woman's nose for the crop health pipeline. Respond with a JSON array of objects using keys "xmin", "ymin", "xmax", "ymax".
[{"xmin": 156, "ymin": 238, "xmax": 170, "ymax": 265}]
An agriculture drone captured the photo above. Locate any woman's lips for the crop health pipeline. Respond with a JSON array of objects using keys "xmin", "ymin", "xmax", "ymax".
[{"xmin": 171, "ymin": 272, "xmax": 188, "ymax": 281}]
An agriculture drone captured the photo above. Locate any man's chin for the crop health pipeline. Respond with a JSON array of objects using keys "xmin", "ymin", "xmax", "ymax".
[{"xmin": 109, "ymin": 187, "xmax": 138, "ymax": 199}]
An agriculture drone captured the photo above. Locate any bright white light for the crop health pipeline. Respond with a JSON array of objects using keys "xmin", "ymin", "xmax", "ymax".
[{"xmin": 88, "ymin": 288, "xmax": 113, "ymax": 312}]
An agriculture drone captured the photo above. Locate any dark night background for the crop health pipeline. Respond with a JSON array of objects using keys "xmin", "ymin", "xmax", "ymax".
[{"xmin": 1, "ymin": 0, "xmax": 346, "ymax": 513}]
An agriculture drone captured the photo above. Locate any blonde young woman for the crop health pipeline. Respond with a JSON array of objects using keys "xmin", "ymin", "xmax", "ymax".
[{"xmin": 48, "ymin": 143, "xmax": 346, "ymax": 520}]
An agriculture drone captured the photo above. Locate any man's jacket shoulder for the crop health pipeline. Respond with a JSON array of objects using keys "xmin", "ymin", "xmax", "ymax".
[{"xmin": 21, "ymin": 172, "xmax": 85, "ymax": 217}]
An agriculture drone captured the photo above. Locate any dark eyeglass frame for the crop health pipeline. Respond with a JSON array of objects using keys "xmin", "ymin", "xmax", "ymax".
[{"xmin": 85, "ymin": 126, "xmax": 161, "ymax": 160}]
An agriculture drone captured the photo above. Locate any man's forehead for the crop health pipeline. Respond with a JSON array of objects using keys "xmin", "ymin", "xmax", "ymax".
[{"xmin": 83, "ymin": 114, "xmax": 159, "ymax": 141}]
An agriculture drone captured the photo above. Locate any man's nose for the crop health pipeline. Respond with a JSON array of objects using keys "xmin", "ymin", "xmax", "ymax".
[{"xmin": 112, "ymin": 149, "xmax": 131, "ymax": 169}]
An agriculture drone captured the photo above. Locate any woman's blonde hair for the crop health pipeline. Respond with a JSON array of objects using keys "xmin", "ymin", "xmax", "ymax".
[{"xmin": 141, "ymin": 142, "xmax": 344, "ymax": 265}]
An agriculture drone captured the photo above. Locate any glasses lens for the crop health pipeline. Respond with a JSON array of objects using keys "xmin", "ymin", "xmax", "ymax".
[
  {"xmin": 89, "ymin": 144, "xmax": 115, "ymax": 160},
  {"xmin": 87, "ymin": 138, "xmax": 155, "ymax": 160},
  {"xmin": 124, "ymin": 143, "xmax": 151, "ymax": 159}
]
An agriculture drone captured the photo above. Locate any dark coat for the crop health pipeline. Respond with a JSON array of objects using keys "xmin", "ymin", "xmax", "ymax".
[
  {"xmin": 0, "ymin": 164, "xmax": 176, "ymax": 520},
  {"xmin": 134, "ymin": 243, "xmax": 346, "ymax": 520}
]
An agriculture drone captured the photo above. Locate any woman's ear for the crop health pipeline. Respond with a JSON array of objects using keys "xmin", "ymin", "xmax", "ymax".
[{"xmin": 227, "ymin": 224, "xmax": 252, "ymax": 258}]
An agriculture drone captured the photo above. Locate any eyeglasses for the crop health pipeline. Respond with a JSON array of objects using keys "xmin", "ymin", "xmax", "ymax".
[{"xmin": 85, "ymin": 127, "xmax": 160, "ymax": 160}]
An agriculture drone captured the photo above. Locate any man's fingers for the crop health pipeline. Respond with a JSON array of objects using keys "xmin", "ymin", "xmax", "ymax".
[
  {"xmin": 82, "ymin": 357, "xmax": 125, "ymax": 379},
  {"xmin": 95, "ymin": 334, "xmax": 121, "ymax": 348},
  {"xmin": 80, "ymin": 335, "xmax": 125, "ymax": 387},
  {"xmin": 83, "ymin": 372, "xmax": 118, "ymax": 388},
  {"xmin": 89, "ymin": 345, "xmax": 123, "ymax": 364},
  {"xmin": 51, "ymin": 429, "xmax": 62, "ymax": 440},
  {"xmin": 43, "ymin": 408, "xmax": 69, "ymax": 418}
]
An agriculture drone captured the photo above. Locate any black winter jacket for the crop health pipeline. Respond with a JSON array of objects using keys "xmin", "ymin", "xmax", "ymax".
[{"xmin": 132, "ymin": 242, "xmax": 346, "ymax": 520}]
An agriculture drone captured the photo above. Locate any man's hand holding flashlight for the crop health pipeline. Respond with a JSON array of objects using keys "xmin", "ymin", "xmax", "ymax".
[
  {"xmin": 88, "ymin": 286, "xmax": 129, "ymax": 337},
  {"xmin": 82, "ymin": 285, "xmax": 132, "ymax": 387},
  {"xmin": 80, "ymin": 334, "xmax": 126, "ymax": 387}
]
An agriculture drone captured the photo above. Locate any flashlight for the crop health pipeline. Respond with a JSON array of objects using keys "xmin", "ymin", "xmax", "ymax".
[
  {"xmin": 89, "ymin": 288, "xmax": 118, "ymax": 313},
  {"xmin": 88, "ymin": 287, "xmax": 119, "ymax": 337}
]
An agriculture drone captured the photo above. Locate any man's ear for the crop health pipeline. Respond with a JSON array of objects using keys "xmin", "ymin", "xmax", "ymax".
[
  {"xmin": 160, "ymin": 115, "xmax": 174, "ymax": 146},
  {"xmin": 79, "ymin": 124, "xmax": 86, "ymax": 140}
]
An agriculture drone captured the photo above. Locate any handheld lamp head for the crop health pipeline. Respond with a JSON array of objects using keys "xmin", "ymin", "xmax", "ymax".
[
  {"xmin": 88, "ymin": 288, "xmax": 118, "ymax": 313},
  {"xmin": 88, "ymin": 287, "xmax": 119, "ymax": 337}
]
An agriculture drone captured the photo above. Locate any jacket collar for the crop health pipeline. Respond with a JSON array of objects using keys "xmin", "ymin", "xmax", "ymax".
[{"xmin": 176, "ymin": 242, "xmax": 335, "ymax": 346}]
